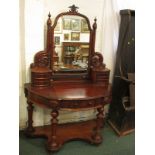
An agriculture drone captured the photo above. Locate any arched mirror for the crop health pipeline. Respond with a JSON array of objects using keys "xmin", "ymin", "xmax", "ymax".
[
  {"xmin": 46, "ymin": 5, "xmax": 94, "ymax": 77},
  {"xmin": 53, "ymin": 15, "xmax": 90, "ymax": 73}
]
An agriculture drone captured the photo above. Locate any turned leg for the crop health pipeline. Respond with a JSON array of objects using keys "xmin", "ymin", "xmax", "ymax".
[
  {"xmin": 47, "ymin": 109, "xmax": 60, "ymax": 151},
  {"xmin": 26, "ymin": 100, "xmax": 35, "ymax": 134},
  {"xmin": 92, "ymin": 107, "xmax": 104, "ymax": 144}
]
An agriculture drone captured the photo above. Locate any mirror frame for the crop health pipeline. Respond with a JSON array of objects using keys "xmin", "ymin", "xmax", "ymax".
[{"xmin": 46, "ymin": 5, "xmax": 97, "ymax": 80}]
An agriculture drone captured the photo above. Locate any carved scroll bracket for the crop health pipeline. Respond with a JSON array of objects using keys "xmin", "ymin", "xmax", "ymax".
[{"xmin": 91, "ymin": 52, "xmax": 106, "ymax": 70}]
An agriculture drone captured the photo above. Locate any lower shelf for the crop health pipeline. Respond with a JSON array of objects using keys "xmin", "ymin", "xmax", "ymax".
[{"xmin": 25, "ymin": 120, "xmax": 103, "ymax": 151}]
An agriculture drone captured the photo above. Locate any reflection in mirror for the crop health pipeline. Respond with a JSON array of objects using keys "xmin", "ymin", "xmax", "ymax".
[{"xmin": 53, "ymin": 15, "xmax": 90, "ymax": 72}]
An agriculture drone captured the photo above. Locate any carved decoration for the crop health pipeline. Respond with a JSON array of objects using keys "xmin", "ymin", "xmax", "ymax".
[
  {"xmin": 33, "ymin": 51, "xmax": 49, "ymax": 67},
  {"xmin": 91, "ymin": 52, "xmax": 106, "ymax": 70},
  {"xmin": 68, "ymin": 4, "xmax": 79, "ymax": 13}
]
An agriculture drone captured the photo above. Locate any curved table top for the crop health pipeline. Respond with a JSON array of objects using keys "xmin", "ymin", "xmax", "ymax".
[{"xmin": 24, "ymin": 82, "xmax": 111, "ymax": 101}]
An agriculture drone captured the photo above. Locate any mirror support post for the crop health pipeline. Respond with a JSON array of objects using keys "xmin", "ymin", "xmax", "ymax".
[
  {"xmin": 46, "ymin": 12, "xmax": 53, "ymax": 69},
  {"xmin": 92, "ymin": 18, "xmax": 97, "ymax": 54}
]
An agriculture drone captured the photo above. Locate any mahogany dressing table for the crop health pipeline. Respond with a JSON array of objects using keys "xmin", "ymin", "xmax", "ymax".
[{"xmin": 24, "ymin": 5, "xmax": 110, "ymax": 151}]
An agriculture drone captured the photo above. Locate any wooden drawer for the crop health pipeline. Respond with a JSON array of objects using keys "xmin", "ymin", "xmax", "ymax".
[{"xmin": 60, "ymin": 98, "xmax": 104, "ymax": 109}]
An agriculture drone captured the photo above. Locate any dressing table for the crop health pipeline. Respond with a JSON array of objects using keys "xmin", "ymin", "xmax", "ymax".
[{"xmin": 24, "ymin": 5, "xmax": 110, "ymax": 151}]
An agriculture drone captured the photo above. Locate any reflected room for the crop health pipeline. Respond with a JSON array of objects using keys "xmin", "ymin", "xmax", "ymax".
[{"xmin": 53, "ymin": 15, "xmax": 90, "ymax": 72}]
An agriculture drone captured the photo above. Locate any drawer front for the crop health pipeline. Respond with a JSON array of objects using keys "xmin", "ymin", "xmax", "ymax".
[
  {"xmin": 60, "ymin": 98, "xmax": 105, "ymax": 109},
  {"xmin": 31, "ymin": 72, "xmax": 51, "ymax": 87}
]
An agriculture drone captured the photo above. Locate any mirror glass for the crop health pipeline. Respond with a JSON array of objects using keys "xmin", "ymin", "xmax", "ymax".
[{"xmin": 53, "ymin": 15, "xmax": 90, "ymax": 72}]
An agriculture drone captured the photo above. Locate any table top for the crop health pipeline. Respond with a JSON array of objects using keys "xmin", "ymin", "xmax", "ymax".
[{"xmin": 24, "ymin": 82, "xmax": 110, "ymax": 101}]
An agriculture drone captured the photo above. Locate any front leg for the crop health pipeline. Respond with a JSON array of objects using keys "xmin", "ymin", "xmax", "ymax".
[
  {"xmin": 92, "ymin": 107, "xmax": 104, "ymax": 144},
  {"xmin": 47, "ymin": 109, "xmax": 60, "ymax": 151},
  {"xmin": 25, "ymin": 100, "xmax": 35, "ymax": 135}
]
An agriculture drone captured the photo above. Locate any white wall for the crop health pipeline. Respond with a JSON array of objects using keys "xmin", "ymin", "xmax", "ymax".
[
  {"xmin": 19, "ymin": 0, "xmax": 27, "ymax": 129},
  {"xmin": 19, "ymin": 0, "xmax": 135, "ymax": 129},
  {"xmin": 101, "ymin": 0, "xmax": 135, "ymax": 81}
]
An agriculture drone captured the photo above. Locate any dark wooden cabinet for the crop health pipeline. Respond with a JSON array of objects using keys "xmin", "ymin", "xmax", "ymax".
[
  {"xmin": 24, "ymin": 5, "xmax": 110, "ymax": 152},
  {"xmin": 108, "ymin": 10, "xmax": 135, "ymax": 136}
]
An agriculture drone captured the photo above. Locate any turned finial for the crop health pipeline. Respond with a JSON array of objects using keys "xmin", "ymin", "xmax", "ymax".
[
  {"xmin": 47, "ymin": 12, "xmax": 52, "ymax": 26},
  {"xmin": 93, "ymin": 17, "xmax": 97, "ymax": 29},
  {"xmin": 48, "ymin": 12, "xmax": 51, "ymax": 18}
]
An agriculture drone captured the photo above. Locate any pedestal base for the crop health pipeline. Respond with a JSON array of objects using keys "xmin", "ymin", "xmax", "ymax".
[{"xmin": 25, "ymin": 120, "xmax": 103, "ymax": 151}]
